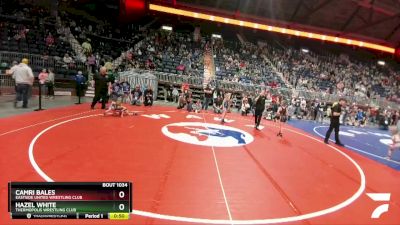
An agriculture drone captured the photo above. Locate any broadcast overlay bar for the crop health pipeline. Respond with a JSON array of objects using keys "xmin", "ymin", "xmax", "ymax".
[{"xmin": 8, "ymin": 182, "xmax": 132, "ymax": 220}]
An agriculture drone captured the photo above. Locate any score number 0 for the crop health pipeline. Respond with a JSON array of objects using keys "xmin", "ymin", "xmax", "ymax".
[{"xmin": 118, "ymin": 191, "xmax": 125, "ymax": 211}]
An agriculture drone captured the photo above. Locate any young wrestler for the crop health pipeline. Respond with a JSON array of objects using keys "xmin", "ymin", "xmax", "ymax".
[
  {"xmin": 104, "ymin": 98, "xmax": 127, "ymax": 117},
  {"xmin": 221, "ymin": 93, "xmax": 231, "ymax": 124},
  {"xmin": 276, "ymin": 100, "xmax": 288, "ymax": 137},
  {"xmin": 387, "ymin": 125, "xmax": 400, "ymax": 160}
]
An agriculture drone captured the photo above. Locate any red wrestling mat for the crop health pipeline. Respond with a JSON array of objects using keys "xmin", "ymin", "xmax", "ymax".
[{"xmin": 0, "ymin": 104, "xmax": 399, "ymax": 225}]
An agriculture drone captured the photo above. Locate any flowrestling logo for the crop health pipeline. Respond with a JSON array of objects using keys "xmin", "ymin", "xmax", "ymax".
[{"xmin": 161, "ymin": 122, "xmax": 254, "ymax": 147}]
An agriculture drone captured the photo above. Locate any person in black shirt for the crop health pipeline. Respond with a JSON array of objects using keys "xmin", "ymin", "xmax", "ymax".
[
  {"xmin": 276, "ymin": 100, "xmax": 288, "ymax": 137},
  {"xmin": 143, "ymin": 85, "xmax": 154, "ymax": 106},
  {"xmin": 202, "ymin": 84, "xmax": 213, "ymax": 111},
  {"xmin": 248, "ymin": 95, "xmax": 254, "ymax": 115},
  {"xmin": 254, "ymin": 90, "xmax": 266, "ymax": 130},
  {"xmin": 91, "ymin": 67, "xmax": 109, "ymax": 109},
  {"xmin": 324, "ymin": 98, "xmax": 347, "ymax": 146}
]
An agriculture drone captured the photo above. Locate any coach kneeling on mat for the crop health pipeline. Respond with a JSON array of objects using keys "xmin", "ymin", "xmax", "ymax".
[{"xmin": 324, "ymin": 98, "xmax": 347, "ymax": 146}]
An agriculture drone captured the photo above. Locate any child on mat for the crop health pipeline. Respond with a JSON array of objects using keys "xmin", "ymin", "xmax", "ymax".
[
  {"xmin": 104, "ymin": 99, "xmax": 128, "ymax": 117},
  {"xmin": 221, "ymin": 93, "xmax": 231, "ymax": 124},
  {"xmin": 276, "ymin": 100, "xmax": 288, "ymax": 122}
]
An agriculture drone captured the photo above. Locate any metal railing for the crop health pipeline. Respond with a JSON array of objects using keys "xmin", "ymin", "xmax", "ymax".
[
  {"xmin": 119, "ymin": 70, "xmax": 158, "ymax": 99},
  {"xmin": 0, "ymin": 51, "xmax": 87, "ymax": 73},
  {"xmin": 118, "ymin": 68, "xmax": 400, "ymax": 108},
  {"xmin": 0, "ymin": 74, "xmax": 15, "ymax": 87},
  {"xmin": 295, "ymin": 88, "xmax": 399, "ymax": 109},
  {"xmin": 118, "ymin": 68, "xmax": 293, "ymax": 98}
]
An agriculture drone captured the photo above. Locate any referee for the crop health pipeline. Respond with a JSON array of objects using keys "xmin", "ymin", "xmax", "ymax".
[
  {"xmin": 324, "ymin": 98, "xmax": 347, "ymax": 146},
  {"xmin": 91, "ymin": 67, "xmax": 109, "ymax": 110},
  {"xmin": 254, "ymin": 90, "xmax": 266, "ymax": 130}
]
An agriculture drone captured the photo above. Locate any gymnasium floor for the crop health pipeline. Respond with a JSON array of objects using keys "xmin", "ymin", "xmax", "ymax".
[{"xmin": 0, "ymin": 102, "xmax": 399, "ymax": 225}]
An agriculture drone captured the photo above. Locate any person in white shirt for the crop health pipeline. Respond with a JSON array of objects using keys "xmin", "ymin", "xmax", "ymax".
[{"xmin": 9, "ymin": 58, "xmax": 34, "ymax": 108}]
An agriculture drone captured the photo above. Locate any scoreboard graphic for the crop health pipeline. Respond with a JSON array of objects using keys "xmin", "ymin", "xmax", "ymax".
[{"xmin": 8, "ymin": 182, "xmax": 132, "ymax": 220}]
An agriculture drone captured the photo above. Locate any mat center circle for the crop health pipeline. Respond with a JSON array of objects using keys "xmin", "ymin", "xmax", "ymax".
[{"xmin": 161, "ymin": 122, "xmax": 254, "ymax": 147}]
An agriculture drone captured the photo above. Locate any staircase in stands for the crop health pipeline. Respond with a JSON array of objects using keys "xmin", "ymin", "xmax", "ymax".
[{"xmin": 203, "ymin": 43, "xmax": 216, "ymax": 87}]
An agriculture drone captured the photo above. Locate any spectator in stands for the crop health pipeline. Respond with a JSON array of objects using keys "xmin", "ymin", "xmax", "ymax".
[
  {"xmin": 45, "ymin": 33, "xmax": 54, "ymax": 47},
  {"xmin": 143, "ymin": 85, "xmax": 154, "ymax": 106},
  {"xmin": 181, "ymin": 82, "xmax": 189, "ymax": 92},
  {"xmin": 10, "ymin": 58, "xmax": 34, "ymax": 108},
  {"xmin": 145, "ymin": 59, "xmax": 155, "ymax": 70},
  {"xmin": 82, "ymin": 38, "xmax": 92, "ymax": 56},
  {"xmin": 63, "ymin": 53, "xmax": 75, "ymax": 68},
  {"xmin": 87, "ymin": 53, "xmax": 96, "ymax": 74},
  {"xmin": 41, "ymin": 51, "xmax": 49, "ymax": 66}
]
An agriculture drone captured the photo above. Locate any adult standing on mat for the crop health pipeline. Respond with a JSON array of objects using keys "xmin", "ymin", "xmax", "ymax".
[
  {"xmin": 91, "ymin": 67, "xmax": 109, "ymax": 110},
  {"xmin": 324, "ymin": 98, "xmax": 347, "ymax": 146},
  {"xmin": 254, "ymin": 90, "xmax": 266, "ymax": 130},
  {"xmin": 202, "ymin": 84, "xmax": 213, "ymax": 111}
]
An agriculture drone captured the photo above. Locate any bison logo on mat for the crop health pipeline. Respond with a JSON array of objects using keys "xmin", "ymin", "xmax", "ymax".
[{"xmin": 162, "ymin": 122, "xmax": 254, "ymax": 147}]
